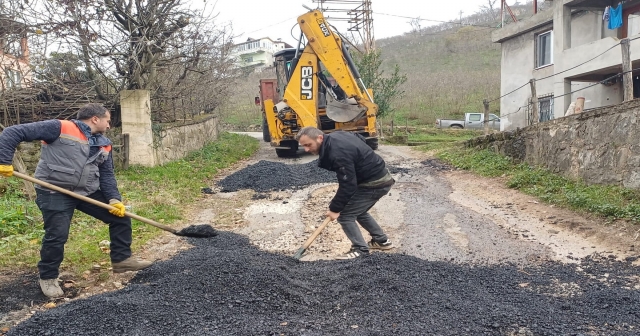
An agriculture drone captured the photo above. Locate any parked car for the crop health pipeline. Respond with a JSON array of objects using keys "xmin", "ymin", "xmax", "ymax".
[{"xmin": 435, "ymin": 112, "xmax": 501, "ymax": 130}]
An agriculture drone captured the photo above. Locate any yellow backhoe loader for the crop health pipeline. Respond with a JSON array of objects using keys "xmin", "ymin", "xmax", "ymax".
[{"xmin": 257, "ymin": 8, "xmax": 378, "ymax": 157}]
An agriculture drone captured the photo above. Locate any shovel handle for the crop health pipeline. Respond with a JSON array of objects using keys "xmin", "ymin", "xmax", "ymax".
[
  {"xmin": 12, "ymin": 171, "xmax": 178, "ymax": 234},
  {"xmin": 302, "ymin": 217, "xmax": 332, "ymax": 250}
]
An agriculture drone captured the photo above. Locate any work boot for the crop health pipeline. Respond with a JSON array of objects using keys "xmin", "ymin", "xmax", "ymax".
[
  {"xmin": 112, "ymin": 257, "xmax": 153, "ymax": 273},
  {"xmin": 335, "ymin": 248, "xmax": 369, "ymax": 260},
  {"xmin": 39, "ymin": 278, "xmax": 64, "ymax": 298},
  {"xmin": 368, "ymin": 239, "xmax": 394, "ymax": 250}
]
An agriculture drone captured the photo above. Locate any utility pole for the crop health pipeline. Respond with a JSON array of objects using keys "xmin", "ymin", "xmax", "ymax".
[
  {"xmin": 529, "ymin": 79, "xmax": 539, "ymax": 124},
  {"xmin": 459, "ymin": 10, "xmax": 464, "ymax": 25},
  {"xmin": 313, "ymin": 0, "xmax": 376, "ymax": 53},
  {"xmin": 483, "ymin": 99, "xmax": 490, "ymax": 135},
  {"xmin": 621, "ymin": 38, "xmax": 634, "ymax": 101},
  {"xmin": 501, "ymin": 0, "xmax": 505, "ymax": 27}
]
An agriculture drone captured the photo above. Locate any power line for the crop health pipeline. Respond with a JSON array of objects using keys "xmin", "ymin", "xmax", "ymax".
[
  {"xmin": 488, "ymin": 82, "xmax": 530, "ymax": 104},
  {"xmin": 373, "ymin": 11, "xmax": 497, "ymax": 29},
  {"xmin": 499, "ymin": 66, "xmax": 640, "ymax": 119},
  {"xmin": 408, "ymin": 26, "xmax": 496, "ymax": 37},
  {"xmin": 488, "ymin": 36, "xmax": 640, "ymax": 104},
  {"xmin": 242, "ymin": 16, "xmax": 299, "ymax": 36},
  {"xmin": 536, "ymin": 42, "xmax": 622, "ymax": 82}
]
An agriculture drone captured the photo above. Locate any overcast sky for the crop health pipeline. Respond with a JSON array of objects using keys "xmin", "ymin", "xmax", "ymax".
[{"xmin": 206, "ymin": 0, "xmax": 525, "ymax": 45}]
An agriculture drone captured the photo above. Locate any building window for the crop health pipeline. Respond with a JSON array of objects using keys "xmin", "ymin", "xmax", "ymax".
[
  {"xmin": 4, "ymin": 69, "xmax": 21, "ymax": 89},
  {"xmin": 538, "ymin": 95, "xmax": 554, "ymax": 122},
  {"xmin": 621, "ymin": 4, "xmax": 640, "ymax": 38},
  {"xmin": 629, "ymin": 11, "xmax": 640, "ymax": 36},
  {"xmin": 244, "ymin": 56, "xmax": 253, "ymax": 63},
  {"xmin": 536, "ymin": 31, "xmax": 553, "ymax": 68}
]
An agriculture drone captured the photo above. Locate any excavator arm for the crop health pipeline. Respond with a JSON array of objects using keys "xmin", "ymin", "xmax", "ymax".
[
  {"xmin": 262, "ymin": 8, "xmax": 379, "ymax": 156},
  {"xmin": 300, "ymin": 10, "xmax": 377, "ymax": 122},
  {"xmin": 282, "ymin": 9, "xmax": 377, "ymax": 128}
]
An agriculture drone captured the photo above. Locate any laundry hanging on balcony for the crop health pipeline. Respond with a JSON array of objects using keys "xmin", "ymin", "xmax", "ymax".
[
  {"xmin": 603, "ymin": 6, "xmax": 610, "ymax": 22},
  {"xmin": 608, "ymin": 4, "xmax": 623, "ymax": 30}
]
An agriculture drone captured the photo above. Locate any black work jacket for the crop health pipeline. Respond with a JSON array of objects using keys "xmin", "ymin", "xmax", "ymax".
[{"xmin": 317, "ymin": 131, "xmax": 387, "ymax": 213}]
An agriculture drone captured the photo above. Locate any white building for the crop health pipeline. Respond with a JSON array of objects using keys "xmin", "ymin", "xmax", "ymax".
[
  {"xmin": 492, "ymin": 0, "xmax": 640, "ymax": 131},
  {"xmin": 231, "ymin": 37, "xmax": 292, "ymax": 70}
]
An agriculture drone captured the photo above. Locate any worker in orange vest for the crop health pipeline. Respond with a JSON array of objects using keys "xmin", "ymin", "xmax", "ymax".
[{"xmin": 0, "ymin": 103, "xmax": 152, "ymax": 298}]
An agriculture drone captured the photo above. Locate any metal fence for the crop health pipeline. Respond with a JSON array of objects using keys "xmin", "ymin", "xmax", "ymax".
[
  {"xmin": 111, "ymin": 133, "xmax": 129, "ymax": 170},
  {"xmin": 150, "ymin": 95, "xmax": 217, "ymax": 123},
  {"xmin": 527, "ymin": 95, "xmax": 555, "ymax": 125}
]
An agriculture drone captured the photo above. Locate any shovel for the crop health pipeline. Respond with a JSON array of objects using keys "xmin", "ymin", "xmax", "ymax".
[
  {"xmin": 293, "ymin": 216, "xmax": 332, "ymax": 260},
  {"xmin": 12, "ymin": 171, "xmax": 217, "ymax": 238}
]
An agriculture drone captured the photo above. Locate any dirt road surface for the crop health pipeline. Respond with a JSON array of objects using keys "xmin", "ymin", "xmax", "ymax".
[{"xmin": 2, "ymin": 132, "xmax": 640, "ymax": 335}]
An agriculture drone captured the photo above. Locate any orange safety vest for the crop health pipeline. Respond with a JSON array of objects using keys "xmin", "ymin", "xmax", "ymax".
[{"xmin": 34, "ymin": 120, "xmax": 112, "ymax": 196}]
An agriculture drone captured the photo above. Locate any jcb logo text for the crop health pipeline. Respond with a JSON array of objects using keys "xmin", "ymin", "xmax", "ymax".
[
  {"xmin": 301, "ymin": 66, "xmax": 313, "ymax": 100},
  {"xmin": 318, "ymin": 19, "xmax": 330, "ymax": 37}
]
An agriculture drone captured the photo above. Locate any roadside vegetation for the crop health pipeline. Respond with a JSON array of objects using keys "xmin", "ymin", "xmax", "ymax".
[
  {"xmin": 0, "ymin": 133, "xmax": 259, "ymax": 274},
  {"xmin": 406, "ymin": 129, "xmax": 482, "ymax": 143},
  {"xmin": 431, "ymin": 145, "xmax": 640, "ymax": 223}
]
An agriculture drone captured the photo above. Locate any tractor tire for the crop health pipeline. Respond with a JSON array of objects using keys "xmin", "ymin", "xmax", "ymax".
[
  {"xmin": 276, "ymin": 148, "xmax": 296, "ymax": 158},
  {"xmin": 275, "ymin": 142, "xmax": 299, "ymax": 158},
  {"xmin": 366, "ymin": 138, "xmax": 379, "ymax": 150},
  {"xmin": 262, "ymin": 116, "xmax": 271, "ymax": 142}
]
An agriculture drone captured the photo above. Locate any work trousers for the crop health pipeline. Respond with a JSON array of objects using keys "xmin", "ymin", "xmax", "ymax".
[
  {"xmin": 35, "ymin": 189, "xmax": 132, "ymax": 280},
  {"xmin": 337, "ymin": 185, "xmax": 392, "ymax": 252}
]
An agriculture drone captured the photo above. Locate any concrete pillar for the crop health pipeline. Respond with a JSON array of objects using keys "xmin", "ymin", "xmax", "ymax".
[
  {"xmin": 553, "ymin": 1, "xmax": 572, "ymax": 117},
  {"xmin": 120, "ymin": 90, "xmax": 157, "ymax": 167}
]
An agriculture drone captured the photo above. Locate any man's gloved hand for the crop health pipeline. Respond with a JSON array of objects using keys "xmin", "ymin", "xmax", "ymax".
[
  {"xmin": 108, "ymin": 199, "xmax": 126, "ymax": 217},
  {"xmin": 0, "ymin": 164, "xmax": 14, "ymax": 177}
]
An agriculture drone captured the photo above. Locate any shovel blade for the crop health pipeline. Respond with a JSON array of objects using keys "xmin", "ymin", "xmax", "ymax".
[
  {"xmin": 293, "ymin": 247, "xmax": 306, "ymax": 260},
  {"xmin": 326, "ymin": 97, "xmax": 367, "ymax": 122}
]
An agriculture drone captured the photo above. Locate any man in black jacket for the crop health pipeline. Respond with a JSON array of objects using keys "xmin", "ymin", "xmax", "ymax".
[{"xmin": 296, "ymin": 126, "xmax": 394, "ymax": 259}]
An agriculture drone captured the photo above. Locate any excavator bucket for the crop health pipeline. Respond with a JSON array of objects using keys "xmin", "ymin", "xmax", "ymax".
[{"xmin": 325, "ymin": 95, "xmax": 368, "ymax": 122}]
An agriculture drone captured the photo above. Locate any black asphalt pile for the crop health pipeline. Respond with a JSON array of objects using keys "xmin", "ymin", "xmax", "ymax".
[
  {"xmin": 217, "ymin": 160, "xmax": 336, "ymax": 192},
  {"xmin": 175, "ymin": 225, "xmax": 218, "ymax": 238},
  {"xmin": 388, "ymin": 166, "xmax": 410, "ymax": 175},
  {"xmin": 0, "ymin": 273, "xmax": 49, "ymax": 317},
  {"xmin": 8, "ymin": 232, "xmax": 640, "ymax": 336},
  {"xmin": 422, "ymin": 158, "xmax": 454, "ymax": 172}
]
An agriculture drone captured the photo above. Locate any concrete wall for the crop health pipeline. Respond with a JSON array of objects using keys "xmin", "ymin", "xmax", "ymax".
[
  {"xmin": 120, "ymin": 89, "xmax": 220, "ymax": 167},
  {"xmin": 155, "ymin": 116, "xmax": 219, "ymax": 165},
  {"xmin": 466, "ymin": 100, "xmax": 640, "ymax": 188},
  {"xmin": 121, "ymin": 90, "xmax": 157, "ymax": 167}
]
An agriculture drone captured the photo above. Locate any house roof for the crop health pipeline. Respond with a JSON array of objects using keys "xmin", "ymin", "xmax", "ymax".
[{"xmin": 491, "ymin": 9, "xmax": 554, "ymax": 43}]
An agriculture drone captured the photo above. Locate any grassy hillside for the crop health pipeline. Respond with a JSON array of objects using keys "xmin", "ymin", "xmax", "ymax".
[
  {"xmin": 218, "ymin": 68, "xmax": 277, "ymax": 129},
  {"xmin": 377, "ymin": 27, "xmax": 501, "ymax": 125}
]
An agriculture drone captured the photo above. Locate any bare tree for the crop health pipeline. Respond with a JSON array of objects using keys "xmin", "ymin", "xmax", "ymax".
[
  {"xmin": 3, "ymin": 0, "xmax": 237, "ymax": 123},
  {"xmin": 479, "ymin": 0, "xmax": 499, "ymax": 20}
]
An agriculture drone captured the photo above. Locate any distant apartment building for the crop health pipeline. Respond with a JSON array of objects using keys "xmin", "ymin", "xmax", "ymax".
[
  {"xmin": 0, "ymin": 16, "xmax": 31, "ymax": 91},
  {"xmin": 231, "ymin": 37, "xmax": 292, "ymax": 70}
]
